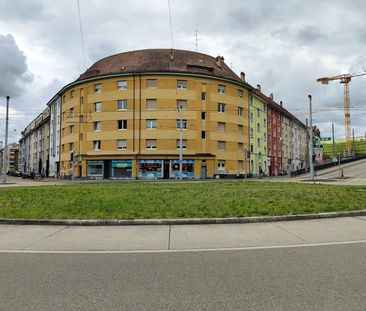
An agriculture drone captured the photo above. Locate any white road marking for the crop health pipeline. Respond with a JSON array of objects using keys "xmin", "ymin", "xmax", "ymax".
[{"xmin": 0, "ymin": 239, "xmax": 366, "ymax": 254}]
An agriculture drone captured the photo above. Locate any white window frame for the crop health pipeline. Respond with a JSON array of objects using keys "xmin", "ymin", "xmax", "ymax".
[
  {"xmin": 146, "ymin": 79, "xmax": 157, "ymax": 88},
  {"xmin": 218, "ymin": 103, "xmax": 226, "ymax": 113},
  {"xmin": 94, "ymin": 83, "xmax": 102, "ymax": 93},
  {"xmin": 146, "ymin": 99, "xmax": 157, "ymax": 110},
  {"xmin": 238, "ymin": 107, "xmax": 244, "ymax": 116},
  {"xmin": 146, "ymin": 139, "xmax": 157, "ymax": 149},
  {"xmin": 146, "ymin": 119, "xmax": 157, "ymax": 129},
  {"xmin": 118, "ymin": 100, "xmax": 128, "ymax": 110},
  {"xmin": 93, "ymin": 140, "xmax": 101, "ymax": 150},
  {"xmin": 94, "ymin": 102, "xmax": 101, "ymax": 112},
  {"xmin": 218, "ymin": 84, "xmax": 226, "ymax": 94},
  {"xmin": 117, "ymin": 139, "xmax": 127, "ymax": 150},
  {"xmin": 218, "ymin": 122, "xmax": 225, "ymax": 132},
  {"xmin": 176, "ymin": 119, "xmax": 187, "ymax": 130},
  {"xmin": 177, "ymin": 100, "xmax": 187, "ymax": 110},
  {"xmin": 117, "ymin": 80, "xmax": 127, "ymax": 90},
  {"xmin": 218, "ymin": 160, "xmax": 226, "ymax": 170},
  {"xmin": 177, "ymin": 80, "xmax": 187, "ymax": 90},
  {"xmin": 118, "ymin": 120, "xmax": 127, "ymax": 130},
  {"xmin": 94, "ymin": 121, "xmax": 101, "ymax": 132},
  {"xmin": 176, "ymin": 139, "xmax": 187, "ymax": 150}
]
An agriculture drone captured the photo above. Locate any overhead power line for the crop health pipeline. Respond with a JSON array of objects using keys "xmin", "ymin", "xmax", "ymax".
[{"xmin": 77, "ymin": 0, "xmax": 86, "ymax": 70}]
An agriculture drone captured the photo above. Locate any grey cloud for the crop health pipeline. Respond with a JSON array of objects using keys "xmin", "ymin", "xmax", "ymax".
[
  {"xmin": 0, "ymin": 0, "xmax": 46, "ymax": 22},
  {"xmin": 0, "ymin": 34, "xmax": 33, "ymax": 97}
]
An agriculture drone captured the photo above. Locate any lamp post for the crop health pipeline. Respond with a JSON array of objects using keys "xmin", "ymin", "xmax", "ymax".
[
  {"xmin": 177, "ymin": 103, "xmax": 183, "ymax": 180},
  {"xmin": 2, "ymin": 96, "xmax": 10, "ymax": 183},
  {"xmin": 308, "ymin": 95, "xmax": 314, "ymax": 181}
]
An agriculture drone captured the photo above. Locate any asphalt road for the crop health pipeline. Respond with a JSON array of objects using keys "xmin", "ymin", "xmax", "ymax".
[{"xmin": 1, "ymin": 243, "xmax": 366, "ymax": 311}]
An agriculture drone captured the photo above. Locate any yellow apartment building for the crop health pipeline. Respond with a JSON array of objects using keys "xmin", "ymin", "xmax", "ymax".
[{"xmin": 58, "ymin": 49, "xmax": 251, "ymax": 179}]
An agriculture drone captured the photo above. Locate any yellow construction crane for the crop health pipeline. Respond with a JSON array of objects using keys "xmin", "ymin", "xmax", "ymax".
[{"xmin": 317, "ymin": 71, "xmax": 366, "ymax": 154}]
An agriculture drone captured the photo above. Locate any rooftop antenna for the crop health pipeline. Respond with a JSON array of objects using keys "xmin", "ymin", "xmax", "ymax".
[
  {"xmin": 168, "ymin": 0, "xmax": 174, "ymax": 49},
  {"xmin": 76, "ymin": 0, "xmax": 86, "ymax": 70},
  {"xmin": 195, "ymin": 29, "xmax": 201, "ymax": 51}
]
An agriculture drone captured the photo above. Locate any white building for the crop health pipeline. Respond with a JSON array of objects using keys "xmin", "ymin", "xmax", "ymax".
[{"xmin": 48, "ymin": 95, "xmax": 61, "ymax": 177}]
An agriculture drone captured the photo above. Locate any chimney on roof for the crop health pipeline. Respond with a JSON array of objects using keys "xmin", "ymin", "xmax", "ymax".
[
  {"xmin": 256, "ymin": 84, "xmax": 261, "ymax": 92},
  {"xmin": 306, "ymin": 118, "xmax": 308, "ymax": 127},
  {"xmin": 170, "ymin": 49, "xmax": 174, "ymax": 61},
  {"xmin": 280, "ymin": 100, "xmax": 283, "ymax": 107},
  {"xmin": 215, "ymin": 55, "xmax": 224, "ymax": 67},
  {"xmin": 240, "ymin": 72, "xmax": 245, "ymax": 82},
  {"xmin": 269, "ymin": 93, "xmax": 273, "ymax": 100}
]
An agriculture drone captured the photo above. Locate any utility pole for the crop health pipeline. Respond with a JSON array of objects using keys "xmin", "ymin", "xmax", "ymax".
[
  {"xmin": 2, "ymin": 96, "xmax": 10, "ymax": 184},
  {"xmin": 308, "ymin": 95, "xmax": 314, "ymax": 181},
  {"xmin": 332, "ymin": 123, "xmax": 335, "ymax": 160},
  {"xmin": 177, "ymin": 103, "xmax": 183, "ymax": 180},
  {"xmin": 352, "ymin": 128, "xmax": 355, "ymax": 156}
]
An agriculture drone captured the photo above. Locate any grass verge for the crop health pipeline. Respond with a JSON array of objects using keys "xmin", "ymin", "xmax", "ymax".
[{"xmin": 0, "ymin": 181, "xmax": 365, "ymax": 220}]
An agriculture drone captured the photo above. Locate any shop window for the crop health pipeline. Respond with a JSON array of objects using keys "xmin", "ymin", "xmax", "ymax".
[
  {"xmin": 218, "ymin": 160, "xmax": 225, "ymax": 170},
  {"xmin": 87, "ymin": 160, "xmax": 103, "ymax": 177},
  {"xmin": 111, "ymin": 160, "xmax": 132, "ymax": 178}
]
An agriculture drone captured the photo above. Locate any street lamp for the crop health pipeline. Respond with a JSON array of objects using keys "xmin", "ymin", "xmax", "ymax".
[
  {"xmin": 308, "ymin": 94, "xmax": 314, "ymax": 181},
  {"xmin": 2, "ymin": 96, "xmax": 10, "ymax": 183},
  {"xmin": 177, "ymin": 103, "xmax": 183, "ymax": 180}
]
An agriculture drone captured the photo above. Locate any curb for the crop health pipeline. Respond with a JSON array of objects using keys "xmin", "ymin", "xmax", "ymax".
[{"xmin": 0, "ymin": 210, "xmax": 366, "ymax": 226}]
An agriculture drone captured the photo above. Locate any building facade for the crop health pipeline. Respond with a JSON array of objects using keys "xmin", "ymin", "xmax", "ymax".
[
  {"xmin": 57, "ymin": 49, "xmax": 250, "ymax": 179},
  {"xmin": 0, "ymin": 143, "xmax": 19, "ymax": 174},
  {"xmin": 249, "ymin": 89, "xmax": 269, "ymax": 176},
  {"xmin": 48, "ymin": 95, "xmax": 61, "ymax": 177}
]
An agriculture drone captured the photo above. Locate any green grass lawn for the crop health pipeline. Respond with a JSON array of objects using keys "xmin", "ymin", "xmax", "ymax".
[{"xmin": 0, "ymin": 181, "xmax": 365, "ymax": 220}]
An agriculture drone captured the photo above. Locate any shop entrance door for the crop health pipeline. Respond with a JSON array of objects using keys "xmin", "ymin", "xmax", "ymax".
[
  {"xmin": 163, "ymin": 160, "xmax": 170, "ymax": 179},
  {"xmin": 201, "ymin": 165, "xmax": 207, "ymax": 179}
]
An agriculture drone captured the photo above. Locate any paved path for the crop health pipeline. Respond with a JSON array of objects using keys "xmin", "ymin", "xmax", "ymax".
[
  {"xmin": 1, "ymin": 216, "xmax": 365, "ymax": 252},
  {"xmin": 1, "ymin": 217, "xmax": 366, "ymax": 310}
]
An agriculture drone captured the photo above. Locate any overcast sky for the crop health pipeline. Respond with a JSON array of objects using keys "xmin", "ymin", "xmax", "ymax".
[{"xmin": 0, "ymin": 0, "xmax": 365, "ymax": 144}]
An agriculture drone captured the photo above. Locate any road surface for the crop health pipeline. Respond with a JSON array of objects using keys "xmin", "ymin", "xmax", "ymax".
[{"xmin": 1, "ymin": 217, "xmax": 366, "ymax": 310}]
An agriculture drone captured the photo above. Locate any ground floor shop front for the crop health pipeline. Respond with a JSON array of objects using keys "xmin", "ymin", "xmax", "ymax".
[{"xmin": 76, "ymin": 157, "xmax": 216, "ymax": 180}]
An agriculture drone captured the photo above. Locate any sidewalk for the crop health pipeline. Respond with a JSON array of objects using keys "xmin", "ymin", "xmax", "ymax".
[{"xmin": 1, "ymin": 216, "xmax": 365, "ymax": 252}]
